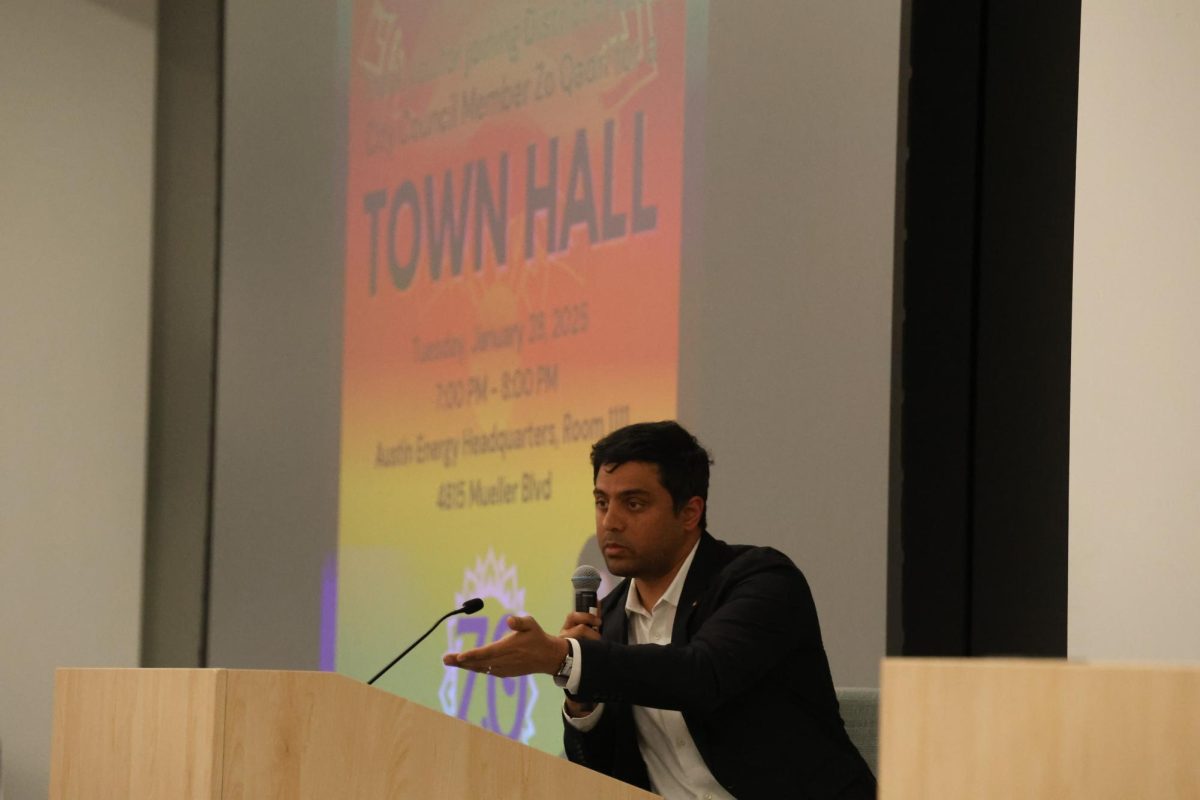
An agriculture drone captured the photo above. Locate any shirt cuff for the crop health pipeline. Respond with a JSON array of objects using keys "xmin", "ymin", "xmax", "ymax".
[
  {"xmin": 553, "ymin": 636, "xmax": 584, "ymax": 694},
  {"xmin": 563, "ymin": 700, "xmax": 605, "ymax": 731}
]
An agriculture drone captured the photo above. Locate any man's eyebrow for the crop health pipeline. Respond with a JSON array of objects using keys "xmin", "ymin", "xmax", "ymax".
[{"xmin": 593, "ymin": 488, "xmax": 652, "ymax": 498}]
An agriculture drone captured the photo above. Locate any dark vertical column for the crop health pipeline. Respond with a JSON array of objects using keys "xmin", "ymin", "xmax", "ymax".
[
  {"xmin": 895, "ymin": 0, "xmax": 988, "ymax": 656},
  {"xmin": 140, "ymin": 0, "xmax": 222, "ymax": 667},
  {"xmin": 886, "ymin": 0, "xmax": 913, "ymax": 657},
  {"xmin": 894, "ymin": 0, "xmax": 1078, "ymax": 657},
  {"xmin": 969, "ymin": 0, "xmax": 1078, "ymax": 656}
]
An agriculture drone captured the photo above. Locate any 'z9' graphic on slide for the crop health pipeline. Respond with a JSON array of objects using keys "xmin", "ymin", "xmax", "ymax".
[
  {"xmin": 450, "ymin": 613, "xmax": 534, "ymax": 738},
  {"xmin": 438, "ymin": 550, "xmax": 538, "ymax": 743}
]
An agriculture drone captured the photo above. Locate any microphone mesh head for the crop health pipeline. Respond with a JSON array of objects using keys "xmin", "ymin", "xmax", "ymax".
[
  {"xmin": 571, "ymin": 564, "xmax": 603, "ymax": 592},
  {"xmin": 461, "ymin": 597, "xmax": 484, "ymax": 614}
]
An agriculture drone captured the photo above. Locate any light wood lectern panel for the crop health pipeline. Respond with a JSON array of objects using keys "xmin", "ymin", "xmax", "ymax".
[
  {"xmin": 50, "ymin": 668, "xmax": 655, "ymax": 799},
  {"xmin": 878, "ymin": 658, "xmax": 1200, "ymax": 799}
]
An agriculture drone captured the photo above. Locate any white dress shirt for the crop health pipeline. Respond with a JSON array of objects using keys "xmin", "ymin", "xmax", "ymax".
[{"xmin": 562, "ymin": 541, "xmax": 736, "ymax": 800}]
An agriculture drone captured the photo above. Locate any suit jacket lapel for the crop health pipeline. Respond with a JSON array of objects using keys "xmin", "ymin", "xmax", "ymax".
[
  {"xmin": 602, "ymin": 579, "xmax": 630, "ymax": 644},
  {"xmin": 672, "ymin": 532, "xmax": 726, "ymax": 644}
]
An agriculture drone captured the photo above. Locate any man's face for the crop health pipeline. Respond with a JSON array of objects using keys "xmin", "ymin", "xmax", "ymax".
[{"xmin": 593, "ymin": 461, "xmax": 701, "ymax": 581}]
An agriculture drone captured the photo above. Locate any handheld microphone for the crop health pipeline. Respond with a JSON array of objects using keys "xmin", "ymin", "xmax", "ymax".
[
  {"xmin": 367, "ymin": 597, "xmax": 485, "ymax": 686},
  {"xmin": 572, "ymin": 565, "xmax": 602, "ymax": 614}
]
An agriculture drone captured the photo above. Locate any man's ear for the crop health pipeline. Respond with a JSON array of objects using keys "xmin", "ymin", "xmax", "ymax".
[{"xmin": 679, "ymin": 496, "xmax": 704, "ymax": 533}]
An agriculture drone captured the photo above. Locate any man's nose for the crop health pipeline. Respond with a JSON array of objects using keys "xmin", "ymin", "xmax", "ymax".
[{"xmin": 601, "ymin": 505, "xmax": 624, "ymax": 530}]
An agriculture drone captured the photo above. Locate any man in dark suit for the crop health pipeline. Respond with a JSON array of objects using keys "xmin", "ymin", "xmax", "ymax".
[{"xmin": 445, "ymin": 421, "xmax": 875, "ymax": 799}]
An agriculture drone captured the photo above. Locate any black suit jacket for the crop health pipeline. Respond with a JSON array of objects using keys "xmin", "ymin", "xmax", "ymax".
[{"xmin": 563, "ymin": 532, "xmax": 876, "ymax": 799}]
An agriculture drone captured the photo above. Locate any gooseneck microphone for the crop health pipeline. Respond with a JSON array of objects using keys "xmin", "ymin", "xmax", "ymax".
[
  {"xmin": 572, "ymin": 565, "xmax": 602, "ymax": 614},
  {"xmin": 367, "ymin": 597, "xmax": 485, "ymax": 686}
]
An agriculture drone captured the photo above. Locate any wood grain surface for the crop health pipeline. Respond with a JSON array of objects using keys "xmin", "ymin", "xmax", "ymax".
[
  {"xmin": 878, "ymin": 658, "xmax": 1200, "ymax": 799},
  {"xmin": 49, "ymin": 668, "xmax": 656, "ymax": 799}
]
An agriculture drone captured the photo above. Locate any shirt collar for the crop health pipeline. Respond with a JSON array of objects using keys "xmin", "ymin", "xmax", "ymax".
[{"xmin": 625, "ymin": 537, "xmax": 702, "ymax": 618}]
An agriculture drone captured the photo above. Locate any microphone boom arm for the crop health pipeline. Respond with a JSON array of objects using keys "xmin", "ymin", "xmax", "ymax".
[{"xmin": 367, "ymin": 599, "xmax": 484, "ymax": 686}]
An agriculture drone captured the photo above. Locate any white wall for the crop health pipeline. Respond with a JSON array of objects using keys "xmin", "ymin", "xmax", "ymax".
[
  {"xmin": 1069, "ymin": 0, "xmax": 1200, "ymax": 661},
  {"xmin": 0, "ymin": 0, "xmax": 155, "ymax": 795},
  {"xmin": 207, "ymin": 0, "xmax": 343, "ymax": 670}
]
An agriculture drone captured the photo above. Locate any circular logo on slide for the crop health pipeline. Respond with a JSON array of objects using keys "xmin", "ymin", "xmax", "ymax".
[{"xmin": 438, "ymin": 549, "xmax": 538, "ymax": 742}]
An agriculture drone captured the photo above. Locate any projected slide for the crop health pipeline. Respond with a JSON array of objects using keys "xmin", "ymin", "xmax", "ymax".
[{"xmin": 338, "ymin": 0, "xmax": 695, "ymax": 754}]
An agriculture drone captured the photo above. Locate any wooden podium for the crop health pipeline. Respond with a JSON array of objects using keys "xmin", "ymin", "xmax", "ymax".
[
  {"xmin": 49, "ymin": 668, "xmax": 656, "ymax": 799},
  {"xmin": 877, "ymin": 658, "xmax": 1200, "ymax": 799}
]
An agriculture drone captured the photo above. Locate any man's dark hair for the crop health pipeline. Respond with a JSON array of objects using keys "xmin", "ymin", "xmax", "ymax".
[{"xmin": 590, "ymin": 420, "xmax": 714, "ymax": 530}]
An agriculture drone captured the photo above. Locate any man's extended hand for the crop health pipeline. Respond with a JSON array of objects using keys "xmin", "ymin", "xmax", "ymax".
[{"xmin": 442, "ymin": 615, "xmax": 569, "ymax": 678}]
